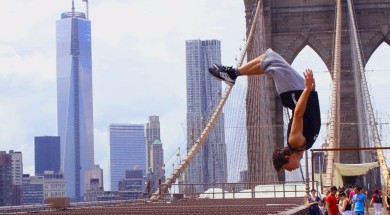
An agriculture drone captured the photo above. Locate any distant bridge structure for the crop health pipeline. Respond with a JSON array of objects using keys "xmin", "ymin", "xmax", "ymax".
[
  {"xmin": 152, "ymin": 0, "xmax": 390, "ymax": 200},
  {"xmin": 243, "ymin": 0, "xmax": 390, "ymax": 187}
]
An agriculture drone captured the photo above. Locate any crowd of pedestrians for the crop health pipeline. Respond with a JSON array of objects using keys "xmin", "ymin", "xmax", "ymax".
[{"xmin": 306, "ymin": 185, "xmax": 390, "ymax": 215}]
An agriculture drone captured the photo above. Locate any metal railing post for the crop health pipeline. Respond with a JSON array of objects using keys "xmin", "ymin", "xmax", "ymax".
[{"xmin": 222, "ymin": 183, "xmax": 225, "ymax": 199}]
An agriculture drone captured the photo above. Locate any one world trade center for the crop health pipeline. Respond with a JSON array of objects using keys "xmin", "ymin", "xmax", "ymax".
[{"xmin": 56, "ymin": 1, "xmax": 94, "ymax": 201}]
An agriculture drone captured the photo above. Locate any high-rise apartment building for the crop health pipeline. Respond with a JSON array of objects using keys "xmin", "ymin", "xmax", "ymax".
[
  {"xmin": 9, "ymin": 150, "xmax": 23, "ymax": 205},
  {"xmin": 9, "ymin": 150, "xmax": 23, "ymax": 186},
  {"xmin": 35, "ymin": 136, "xmax": 60, "ymax": 175},
  {"xmin": 145, "ymin": 116, "xmax": 160, "ymax": 171},
  {"xmin": 108, "ymin": 124, "xmax": 146, "ymax": 191},
  {"xmin": 185, "ymin": 39, "xmax": 227, "ymax": 191},
  {"xmin": 56, "ymin": 2, "xmax": 94, "ymax": 201},
  {"xmin": 0, "ymin": 152, "xmax": 12, "ymax": 206}
]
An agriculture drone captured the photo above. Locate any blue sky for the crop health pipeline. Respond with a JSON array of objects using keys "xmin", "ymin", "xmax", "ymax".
[{"xmin": 0, "ymin": 0, "xmax": 389, "ymax": 190}]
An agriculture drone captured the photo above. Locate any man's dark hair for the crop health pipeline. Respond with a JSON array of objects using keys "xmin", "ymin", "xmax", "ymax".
[
  {"xmin": 272, "ymin": 147, "xmax": 292, "ymax": 171},
  {"xmin": 330, "ymin": 186, "xmax": 338, "ymax": 191},
  {"xmin": 353, "ymin": 185, "xmax": 361, "ymax": 191}
]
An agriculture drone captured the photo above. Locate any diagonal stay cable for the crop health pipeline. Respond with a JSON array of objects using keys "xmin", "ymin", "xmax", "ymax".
[{"xmin": 325, "ymin": 0, "xmax": 342, "ymax": 188}]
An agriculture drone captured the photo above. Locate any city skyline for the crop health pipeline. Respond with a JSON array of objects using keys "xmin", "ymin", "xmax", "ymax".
[
  {"xmin": 0, "ymin": 1, "xmax": 247, "ymax": 192},
  {"xmin": 1, "ymin": 0, "xmax": 389, "ymax": 193}
]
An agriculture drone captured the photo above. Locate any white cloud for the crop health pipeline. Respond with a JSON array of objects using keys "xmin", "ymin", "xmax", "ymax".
[{"xmin": 0, "ymin": 44, "xmax": 55, "ymax": 84}]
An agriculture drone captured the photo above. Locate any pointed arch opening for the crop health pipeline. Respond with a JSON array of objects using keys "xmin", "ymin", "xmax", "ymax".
[
  {"xmin": 291, "ymin": 45, "xmax": 331, "ymax": 147},
  {"xmin": 364, "ymin": 42, "xmax": 390, "ymax": 160},
  {"xmin": 281, "ymin": 45, "xmax": 332, "ymax": 181}
]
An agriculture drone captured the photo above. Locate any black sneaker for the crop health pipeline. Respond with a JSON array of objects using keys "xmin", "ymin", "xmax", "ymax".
[{"xmin": 208, "ymin": 64, "xmax": 237, "ymax": 86}]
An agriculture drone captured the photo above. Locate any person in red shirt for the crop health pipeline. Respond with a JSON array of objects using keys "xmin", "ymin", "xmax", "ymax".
[
  {"xmin": 370, "ymin": 189, "xmax": 383, "ymax": 215},
  {"xmin": 349, "ymin": 189, "xmax": 355, "ymax": 199},
  {"xmin": 326, "ymin": 186, "xmax": 340, "ymax": 215},
  {"xmin": 385, "ymin": 189, "xmax": 390, "ymax": 215}
]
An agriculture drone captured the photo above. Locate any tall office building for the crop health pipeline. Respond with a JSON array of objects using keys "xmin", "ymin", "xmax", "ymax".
[
  {"xmin": 150, "ymin": 140, "xmax": 164, "ymax": 192},
  {"xmin": 85, "ymin": 165, "xmax": 103, "ymax": 192},
  {"xmin": 145, "ymin": 116, "xmax": 160, "ymax": 171},
  {"xmin": 150, "ymin": 140, "xmax": 164, "ymax": 178},
  {"xmin": 108, "ymin": 124, "xmax": 146, "ymax": 191},
  {"xmin": 22, "ymin": 174, "xmax": 44, "ymax": 205},
  {"xmin": 84, "ymin": 165, "xmax": 104, "ymax": 202},
  {"xmin": 84, "ymin": 178, "xmax": 104, "ymax": 202},
  {"xmin": 118, "ymin": 167, "xmax": 146, "ymax": 199},
  {"xmin": 56, "ymin": 2, "xmax": 94, "ymax": 201},
  {"xmin": 185, "ymin": 39, "xmax": 227, "ymax": 191},
  {"xmin": 43, "ymin": 171, "xmax": 66, "ymax": 200},
  {"xmin": 35, "ymin": 136, "xmax": 61, "ymax": 175}
]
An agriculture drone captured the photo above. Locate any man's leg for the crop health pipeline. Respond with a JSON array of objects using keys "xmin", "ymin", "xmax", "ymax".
[
  {"xmin": 257, "ymin": 49, "xmax": 304, "ymax": 94},
  {"xmin": 373, "ymin": 203, "xmax": 381, "ymax": 214},
  {"xmin": 243, "ymin": 49, "xmax": 306, "ymax": 95},
  {"xmin": 208, "ymin": 52, "xmax": 266, "ymax": 86},
  {"xmin": 208, "ymin": 49, "xmax": 303, "ymax": 94},
  {"xmin": 237, "ymin": 54, "xmax": 265, "ymax": 76}
]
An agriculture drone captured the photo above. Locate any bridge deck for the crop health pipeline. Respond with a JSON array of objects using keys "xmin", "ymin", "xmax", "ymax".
[{"xmin": 17, "ymin": 198, "xmax": 308, "ymax": 215}]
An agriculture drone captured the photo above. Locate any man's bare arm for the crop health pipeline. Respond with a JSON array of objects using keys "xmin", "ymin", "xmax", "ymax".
[
  {"xmin": 326, "ymin": 199, "xmax": 332, "ymax": 215},
  {"xmin": 288, "ymin": 69, "xmax": 315, "ymax": 148}
]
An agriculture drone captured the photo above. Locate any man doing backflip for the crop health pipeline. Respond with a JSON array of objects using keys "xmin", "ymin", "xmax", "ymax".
[{"xmin": 208, "ymin": 49, "xmax": 321, "ymax": 172}]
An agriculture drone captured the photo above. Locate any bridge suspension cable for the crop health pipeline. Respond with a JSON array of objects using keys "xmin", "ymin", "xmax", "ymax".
[
  {"xmin": 150, "ymin": 0, "xmax": 263, "ymax": 201},
  {"xmin": 324, "ymin": 0, "xmax": 342, "ymax": 188}
]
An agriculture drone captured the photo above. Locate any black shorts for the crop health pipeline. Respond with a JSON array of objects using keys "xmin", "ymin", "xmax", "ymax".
[{"xmin": 281, "ymin": 90, "xmax": 321, "ymax": 149}]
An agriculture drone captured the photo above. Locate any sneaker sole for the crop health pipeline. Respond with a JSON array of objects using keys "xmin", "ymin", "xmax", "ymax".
[
  {"xmin": 208, "ymin": 65, "xmax": 235, "ymax": 86},
  {"xmin": 208, "ymin": 71, "xmax": 234, "ymax": 86}
]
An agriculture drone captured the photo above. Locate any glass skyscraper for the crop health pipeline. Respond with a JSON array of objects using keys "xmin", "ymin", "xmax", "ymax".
[
  {"xmin": 108, "ymin": 124, "xmax": 146, "ymax": 191},
  {"xmin": 56, "ymin": 4, "xmax": 94, "ymax": 201},
  {"xmin": 185, "ymin": 39, "xmax": 227, "ymax": 191},
  {"xmin": 34, "ymin": 136, "xmax": 61, "ymax": 176}
]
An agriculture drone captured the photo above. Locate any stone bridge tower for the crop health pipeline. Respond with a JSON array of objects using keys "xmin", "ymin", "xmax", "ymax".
[{"xmin": 244, "ymin": 0, "xmax": 390, "ymax": 185}]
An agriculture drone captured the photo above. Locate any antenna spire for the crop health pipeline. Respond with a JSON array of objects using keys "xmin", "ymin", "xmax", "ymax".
[
  {"xmin": 72, "ymin": 0, "xmax": 75, "ymax": 17},
  {"xmin": 82, "ymin": 0, "xmax": 89, "ymax": 20}
]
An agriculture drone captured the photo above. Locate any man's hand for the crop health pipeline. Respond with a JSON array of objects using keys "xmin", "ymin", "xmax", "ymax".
[{"xmin": 303, "ymin": 69, "xmax": 315, "ymax": 91}]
